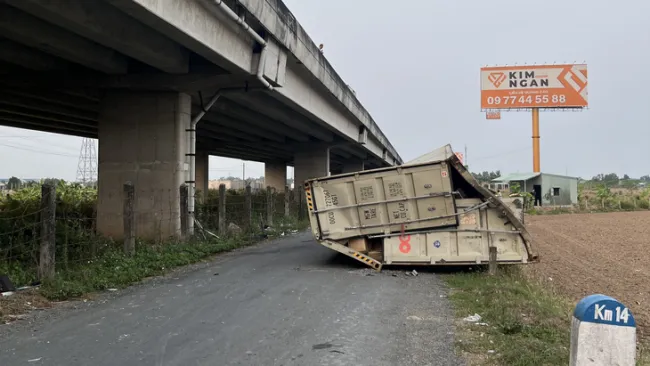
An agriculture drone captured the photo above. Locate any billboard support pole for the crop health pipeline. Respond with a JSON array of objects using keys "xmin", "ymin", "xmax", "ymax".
[{"xmin": 532, "ymin": 108, "xmax": 540, "ymax": 172}]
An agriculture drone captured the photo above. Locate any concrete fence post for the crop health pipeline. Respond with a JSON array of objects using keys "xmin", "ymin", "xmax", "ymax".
[
  {"xmin": 123, "ymin": 182, "xmax": 135, "ymax": 255},
  {"xmin": 297, "ymin": 188, "xmax": 305, "ymax": 221},
  {"xmin": 488, "ymin": 246, "xmax": 497, "ymax": 276},
  {"xmin": 570, "ymin": 294, "xmax": 636, "ymax": 365},
  {"xmin": 244, "ymin": 185, "xmax": 252, "ymax": 229},
  {"xmin": 266, "ymin": 186, "xmax": 274, "ymax": 227},
  {"xmin": 179, "ymin": 184, "xmax": 188, "ymax": 240},
  {"xmin": 284, "ymin": 185, "xmax": 290, "ymax": 217},
  {"xmin": 218, "ymin": 184, "xmax": 226, "ymax": 236},
  {"xmin": 38, "ymin": 183, "xmax": 56, "ymax": 280}
]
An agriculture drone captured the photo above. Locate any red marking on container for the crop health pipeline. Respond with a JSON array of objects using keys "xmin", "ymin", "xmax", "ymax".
[{"xmin": 399, "ymin": 233, "xmax": 411, "ymax": 254}]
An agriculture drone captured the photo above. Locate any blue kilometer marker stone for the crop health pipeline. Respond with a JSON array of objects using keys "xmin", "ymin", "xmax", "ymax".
[
  {"xmin": 574, "ymin": 294, "xmax": 635, "ymax": 327},
  {"xmin": 570, "ymin": 294, "xmax": 636, "ymax": 366}
]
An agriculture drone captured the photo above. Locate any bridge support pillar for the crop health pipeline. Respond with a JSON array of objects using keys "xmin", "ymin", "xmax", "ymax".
[
  {"xmin": 264, "ymin": 161, "xmax": 287, "ymax": 192},
  {"xmin": 97, "ymin": 91, "xmax": 191, "ymax": 241},
  {"xmin": 294, "ymin": 146, "xmax": 330, "ymax": 188},
  {"xmin": 342, "ymin": 158, "xmax": 365, "ymax": 173},
  {"xmin": 194, "ymin": 151, "xmax": 209, "ymax": 203}
]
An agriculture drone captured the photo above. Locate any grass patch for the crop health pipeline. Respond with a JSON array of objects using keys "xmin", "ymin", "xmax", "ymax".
[
  {"xmin": 2, "ymin": 218, "xmax": 308, "ymax": 303},
  {"xmin": 443, "ymin": 266, "xmax": 572, "ymax": 366},
  {"xmin": 38, "ymin": 236, "xmax": 246, "ymax": 300},
  {"xmin": 444, "ymin": 267, "xmax": 650, "ymax": 365}
]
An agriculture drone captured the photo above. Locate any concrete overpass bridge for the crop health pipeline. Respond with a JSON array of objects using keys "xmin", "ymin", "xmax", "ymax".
[{"xmin": 0, "ymin": 0, "xmax": 402, "ymax": 239}]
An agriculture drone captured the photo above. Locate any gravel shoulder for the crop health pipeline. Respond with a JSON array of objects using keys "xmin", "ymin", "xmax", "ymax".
[{"xmin": 0, "ymin": 232, "xmax": 462, "ymax": 366}]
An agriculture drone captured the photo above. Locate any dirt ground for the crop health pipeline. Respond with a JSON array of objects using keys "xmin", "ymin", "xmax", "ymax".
[
  {"xmin": 0, "ymin": 289, "xmax": 52, "ymax": 324},
  {"xmin": 525, "ymin": 211, "xmax": 650, "ymax": 339}
]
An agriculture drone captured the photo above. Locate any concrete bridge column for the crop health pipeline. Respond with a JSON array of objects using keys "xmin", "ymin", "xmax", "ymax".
[
  {"xmin": 264, "ymin": 161, "xmax": 287, "ymax": 191},
  {"xmin": 97, "ymin": 91, "xmax": 190, "ymax": 241},
  {"xmin": 194, "ymin": 152, "xmax": 209, "ymax": 203},
  {"xmin": 294, "ymin": 146, "xmax": 330, "ymax": 188},
  {"xmin": 342, "ymin": 158, "xmax": 365, "ymax": 173}
]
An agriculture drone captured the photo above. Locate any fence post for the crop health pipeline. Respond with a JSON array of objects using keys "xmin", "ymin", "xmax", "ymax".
[
  {"xmin": 284, "ymin": 185, "xmax": 290, "ymax": 217},
  {"xmin": 38, "ymin": 183, "xmax": 56, "ymax": 280},
  {"xmin": 123, "ymin": 182, "xmax": 135, "ymax": 255},
  {"xmin": 244, "ymin": 185, "xmax": 252, "ymax": 229},
  {"xmin": 218, "ymin": 184, "xmax": 226, "ymax": 236},
  {"xmin": 179, "ymin": 184, "xmax": 188, "ymax": 240},
  {"xmin": 297, "ymin": 188, "xmax": 305, "ymax": 220},
  {"xmin": 488, "ymin": 246, "xmax": 497, "ymax": 276},
  {"xmin": 266, "ymin": 186, "xmax": 274, "ymax": 227}
]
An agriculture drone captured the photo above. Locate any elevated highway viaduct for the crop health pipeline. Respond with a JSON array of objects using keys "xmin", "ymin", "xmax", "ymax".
[{"xmin": 0, "ymin": 0, "xmax": 402, "ymax": 239}]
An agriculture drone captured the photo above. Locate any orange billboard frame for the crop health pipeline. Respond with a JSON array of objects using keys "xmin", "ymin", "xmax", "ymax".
[{"xmin": 480, "ymin": 64, "xmax": 588, "ymax": 109}]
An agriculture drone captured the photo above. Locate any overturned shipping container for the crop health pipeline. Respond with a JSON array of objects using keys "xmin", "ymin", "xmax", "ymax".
[{"xmin": 304, "ymin": 145, "xmax": 537, "ymax": 270}]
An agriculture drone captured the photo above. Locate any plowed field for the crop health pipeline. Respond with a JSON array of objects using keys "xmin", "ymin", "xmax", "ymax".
[{"xmin": 525, "ymin": 211, "xmax": 650, "ymax": 339}]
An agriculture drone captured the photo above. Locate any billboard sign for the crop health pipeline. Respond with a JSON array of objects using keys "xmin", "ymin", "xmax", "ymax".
[
  {"xmin": 480, "ymin": 64, "xmax": 588, "ymax": 109},
  {"xmin": 486, "ymin": 111, "xmax": 501, "ymax": 120}
]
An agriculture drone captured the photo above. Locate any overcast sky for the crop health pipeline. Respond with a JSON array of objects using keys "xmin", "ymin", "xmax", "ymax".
[{"xmin": 1, "ymin": 0, "xmax": 648, "ymax": 180}]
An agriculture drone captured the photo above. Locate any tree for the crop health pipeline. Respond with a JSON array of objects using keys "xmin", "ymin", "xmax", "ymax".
[
  {"xmin": 641, "ymin": 175, "xmax": 650, "ymax": 182},
  {"xmin": 471, "ymin": 170, "xmax": 501, "ymax": 183},
  {"xmin": 7, "ymin": 176, "xmax": 21, "ymax": 190},
  {"xmin": 623, "ymin": 174, "xmax": 630, "ymax": 180}
]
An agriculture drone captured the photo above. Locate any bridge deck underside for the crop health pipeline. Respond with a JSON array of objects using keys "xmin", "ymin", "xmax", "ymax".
[{"xmin": 0, "ymin": 0, "xmax": 385, "ymax": 170}]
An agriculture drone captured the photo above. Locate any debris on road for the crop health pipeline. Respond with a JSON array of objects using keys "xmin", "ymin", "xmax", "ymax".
[
  {"xmin": 406, "ymin": 269, "xmax": 418, "ymax": 277},
  {"xmin": 312, "ymin": 342, "xmax": 342, "ymax": 350},
  {"xmin": 463, "ymin": 314, "xmax": 482, "ymax": 322}
]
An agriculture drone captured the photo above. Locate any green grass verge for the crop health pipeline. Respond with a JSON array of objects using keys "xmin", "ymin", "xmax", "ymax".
[
  {"xmin": 444, "ymin": 267, "xmax": 650, "ymax": 365},
  {"xmin": 2, "ymin": 218, "xmax": 309, "ymax": 302},
  {"xmin": 443, "ymin": 267, "xmax": 572, "ymax": 366}
]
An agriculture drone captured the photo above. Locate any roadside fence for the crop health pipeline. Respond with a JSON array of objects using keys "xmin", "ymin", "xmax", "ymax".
[{"xmin": 0, "ymin": 182, "xmax": 306, "ymax": 282}]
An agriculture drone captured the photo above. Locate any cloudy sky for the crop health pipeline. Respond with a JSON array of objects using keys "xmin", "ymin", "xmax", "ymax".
[{"xmin": 1, "ymin": 0, "xmax": 648, "ymax": 180}]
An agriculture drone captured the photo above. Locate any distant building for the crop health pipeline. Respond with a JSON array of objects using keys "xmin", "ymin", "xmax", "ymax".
[
  {"xmin": 490, "ymin": 172, "xmax": 579, "ymax": 206},
  {"xmin": 208, "ymin": 178, "xmax": 265, "ymax": 191}
]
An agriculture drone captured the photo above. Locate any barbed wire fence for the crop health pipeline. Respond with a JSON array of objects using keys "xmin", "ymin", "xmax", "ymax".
[{"xmin": 0, "ymin": 182, "xmax": 307, "ymax": 284}]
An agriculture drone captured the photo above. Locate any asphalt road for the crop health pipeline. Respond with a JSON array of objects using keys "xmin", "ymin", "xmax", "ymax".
[{"xmin": 0, "ymin": 232, "xmax": 462, "ymax": 366}]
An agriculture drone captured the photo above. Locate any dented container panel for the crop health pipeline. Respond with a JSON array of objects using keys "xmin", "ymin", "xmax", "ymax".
[
  {"xmin": 305, "ymin": 144, "xmax": 538, "ymax": 267},
  {"xmin": 310, "ymin": 163, "xmax": 458, "ymax": 241}
]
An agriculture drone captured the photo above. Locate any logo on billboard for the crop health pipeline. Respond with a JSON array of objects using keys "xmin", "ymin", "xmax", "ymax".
[
  {"xmin": 488, "ymin": 72, "xmax": 506, "ymax": 88},
  {"xmin": 563, "ymin": 67, "xmax": 588, "ymax": 94}
]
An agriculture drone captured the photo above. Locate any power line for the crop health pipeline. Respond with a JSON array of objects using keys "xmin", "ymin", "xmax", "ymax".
[
  {"xmin": 0, "ymin": 142, "xmax": 78, "ymax": 157},
  {"xmin": 0, "ymin": 135, "xmax": 80, "ymax": 153}
]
